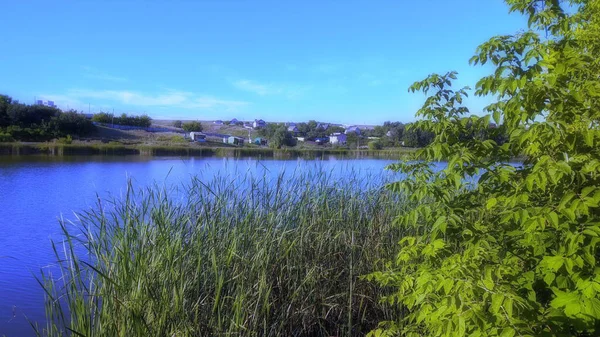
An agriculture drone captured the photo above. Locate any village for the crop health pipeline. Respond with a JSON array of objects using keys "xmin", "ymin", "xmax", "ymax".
[{"xmin": 186, "ymin": 118, "xmax": 365, "ymax": 146}]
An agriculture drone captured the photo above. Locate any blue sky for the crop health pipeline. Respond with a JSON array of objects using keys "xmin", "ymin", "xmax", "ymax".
[{"xmin": 0, "ymin": 0, "xmax": 528, "ymax": 125}]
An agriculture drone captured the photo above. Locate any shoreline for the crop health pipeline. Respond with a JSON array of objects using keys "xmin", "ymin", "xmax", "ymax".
[{"xmin": 0, "ymin": 142, "xmax": 416, "ymax": 159}]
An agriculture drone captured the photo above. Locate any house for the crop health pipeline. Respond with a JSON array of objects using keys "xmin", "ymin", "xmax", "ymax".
[
  {"xmin": 314, "ymin": 137, "xmax": 329, "ymax": 145},
  {"xmin": 287, "ymin": 126, "xmax": 299, "ymax": 135},
  {"xmin": 329, "ymin": 133, "xmax": 347, "ymax": 145},
  {"xmin": 36, "ymin": 100, "xmax": 56, "ymax": 108},
  {"xmin": 213, "ymin": 120, "xmax": 223, "ymax": 125},
  {"xmin": 345, "ymin": 126, "xmax": 361, "ymax": 135},
  {"xmin": 223, "ymin": 136, "xmax": 245, "ymax": 145},
  {"xmin": 254, "ymin": 137, "xmax": 267, "ymax": 146},
  {"xmin": 230, "ymin": 118, "xmax": 239, "ymax": 125},
  {"xmin": 253, "ymin": 119, "xmax": 266, "ymax": 129},
  {"xmin": 190, "ymin": 132, "xmax": 206, "ymax": 142},
  {"xmin": 286, "ymin": 122, "xmax": 296, "ymax": 127},
  {"xmin": 316, "ymin": 123, "xmax": 329, "ymax": 130}
]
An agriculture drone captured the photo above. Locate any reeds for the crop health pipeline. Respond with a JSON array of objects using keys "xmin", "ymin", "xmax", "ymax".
[
  {"xmin": 0, "ymin": 142, "xmax": 415, "ymax": 159},
  {"xmin": 36, "ymin": 167, "xmax": 407, "ymax": 336}
]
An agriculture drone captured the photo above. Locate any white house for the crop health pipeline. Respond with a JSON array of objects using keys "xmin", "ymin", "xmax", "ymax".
[
  {"xmin": 330, "ymin": 133, "xmax": 347, "ymax": 144},
  {"xmin": 223, "ymin": 136, "xmax": 244, "ymax": 145},
  {"xmin": 190, "ymin": 132, "xmax": 206, "ymax": 141},
  {"xmin": 253, "ymin": 119, "xmax": 266, "ymax": 129}
]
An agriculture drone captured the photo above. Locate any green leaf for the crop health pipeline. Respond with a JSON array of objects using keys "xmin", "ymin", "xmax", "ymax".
[
  {"xmin": 548, "ymin": 212, "xmax": 559, "ymax": 228},
  {"xmin": 500, "ymin": 327, "xmax": 516, "ymax": 337},
  {"xmin": 550, "ymin": 291, "xmax": 579, "ymax": 309},
  {"xmin": 543, "ymin": 272, "xmax": 555, "ymax": 286},
  {"xmin": 584, "ymin": 298, "xmax": 600, "ymax": 319},
  {"xmin": 491, "ymin": 293, "xmax": 503, "ymax": 315},
  {"xmin": 486, "ymin": 198, "xmax": 498, "ymax": 210},
  {"xmin": 493, "ymin": 110, "xmax": 501, "ymax": 124}
]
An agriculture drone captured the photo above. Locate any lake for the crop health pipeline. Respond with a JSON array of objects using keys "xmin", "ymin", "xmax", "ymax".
[{"xmin": 0, "ymin": 155, "xmax": 405, "ymax": 336}]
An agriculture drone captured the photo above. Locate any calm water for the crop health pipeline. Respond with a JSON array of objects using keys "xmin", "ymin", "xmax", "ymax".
[{"xmin": 0, "ymin": 155, "xmax": 403, "ymax": 336}]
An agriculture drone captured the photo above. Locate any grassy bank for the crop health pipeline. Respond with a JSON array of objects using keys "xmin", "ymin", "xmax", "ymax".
[
  {"xmin": 37, "ymin": 170, "xmax": 406, "ymax": 337},
  {"xmin": 0, "ymin": 142, "xmax": 415, "ymax": 159}
]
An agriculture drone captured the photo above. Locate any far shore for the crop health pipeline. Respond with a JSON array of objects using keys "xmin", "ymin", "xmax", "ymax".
[{"xmin": 0, "ymin": 142, "xmax": 417, "ymax": 159}]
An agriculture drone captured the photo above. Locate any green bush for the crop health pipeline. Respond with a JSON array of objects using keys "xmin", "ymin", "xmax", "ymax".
[
  {"xmin": 156, "ymin": 135, "xmax": 187, "ymax": 143},
  {"xmin": 182, "ymin": 121, "xmax": 203, "ymax": 132},
  {"xmin": 56, "ymin": 134, "xmax": 72, "ymax": 144},
  {"xmin": 0, "ymin": 132, "xmax": 13, "ymax": 142},
  {"xmin": 367, "ymin": 140, "xmax": 383, "ymax": 150}
]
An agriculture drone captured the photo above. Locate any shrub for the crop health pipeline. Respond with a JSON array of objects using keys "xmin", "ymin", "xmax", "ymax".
[
  {"xmin": 182, "ymin": 121, "xmax": 203, "ymax": 132},
  {"xmin": 0, "ymin": 132, "xmax": 13, "ymax": 142},
  {"xmin": 56, "ymin": 134, "xmax": 72, "ymax": 144},
  {"xmin": 368, "ymin": 140, "xmax": 383, "ymax": 150}
]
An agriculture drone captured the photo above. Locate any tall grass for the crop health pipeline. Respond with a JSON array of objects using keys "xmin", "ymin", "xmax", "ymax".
[
  {"xmin": 0, "ymin": 142, "xmax": 415, "ymax": 159},
  {"xmin": 36, "ymin": 169, "xmax": 407, "ymax": 336}
]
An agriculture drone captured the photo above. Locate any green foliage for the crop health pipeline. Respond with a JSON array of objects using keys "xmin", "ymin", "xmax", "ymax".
[
  {"xmin": 0, "ymin": 97, "xmax": 95, "ymax": 141},
  {"xmin": 368, "ymin": 1, "xmax": 600, "ymax": 336},
  {"xmin": 52, "ymin": 110, "xmax": 95, "ymax": 136},
  {"xmin": 0, "ymin": 94, "xmax": 12, "ymax": 127},
  {"xmin": 92, "ymin": 112, "xmax": 152, "ymax": 127},
  {"xmin": 156, "ymin": 134, "xmax": 187, "ymax": 143},
  {"xmin": 269, "ymin": 125, "xmax": 297, "ymax": 148},
  {"xmin": 181, "ymin": 121, "xmax": 203, "ymax": 132},
  {"xmin": 329, "ymin": 125, "xmax": 346, "ymax": 134},
  {"xmin": 56, "ymin": 134, "xmax": 72, "ymax": 144},
  {"xmin": 91, "ymin": 112, "xmax": 112, "ymax": 124},
  {"xmin": 346, "ymin": 132, "xmax": 360, "ymax": 148},
  {"xmin": 173, "ymin": 120, "xmax": 183, "ymax": 128},
  {"xmin": 368, "ymin": 140, "xmax": 383, "ymax": 150},
  {"xmin": 258, "ymin": 123, "xmax": 297, "ymax": 148},
  {"xmin": 0, "ymin": 132, "xmax": 14, "ymax": 142}
]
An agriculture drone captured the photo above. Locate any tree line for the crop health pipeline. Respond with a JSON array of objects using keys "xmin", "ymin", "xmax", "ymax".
[
  {"xmin": 0, "ymin": 95, "xmax": 95, "ymax": 142},
  {"xmin": 92, "ymin": 112, "xmax": 152, "ymax": 128}
]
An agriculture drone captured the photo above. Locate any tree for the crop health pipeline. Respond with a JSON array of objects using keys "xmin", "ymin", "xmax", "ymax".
[
  {"xmin": 52, "ymin": 110, "xmax": 95, "ymax": 136},
  {"xmin": 269, "ymin": 125, "xmax": 296, "ymax": 149},
  {"xmin": 328, "ymin": 125, "xmax": 346, "ymax": 134},
  {"xmin": 173, "ymin": 120, "xmax": 182, "ymax": 128},
  {"xmin": 368, "ymin": 140, "xmax": 383, "ymax": 150},
  {"xmin": 182, "ymin": 121, "xmax": 203, "ymax": 132},
  {"xmin": 402, "ymin": 123, "xmax": 434, "ymax": 147},
  {"xmin": 368, "ymin": 1, "xmax": 600, "ymax": 336},
  {"xmin": 346, "ymin": 132, "xmax": 360, "ymax": 148},
  {"xmin": 92, "ymin": 112, "xmax": 113, "ymax": 124},
  {"xmin": 0, "ymin": 95, "xmax": 12, "ymax": 127}
]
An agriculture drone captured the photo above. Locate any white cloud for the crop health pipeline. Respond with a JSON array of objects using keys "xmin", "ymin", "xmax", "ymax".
[
  {"xmin": 233, "ymin": 79, "xmax": 309, "ymax": 99},
  {"xmin": 82, "ymin": 66, "xmax": 128, "ymax": 82},
  {"xmin": 41, "ymin": 89, "xmax": 249, "ymax": 113},
  {"xmin": 233, "ymin": 80, "xmax": 276, "ymax": 96}
]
